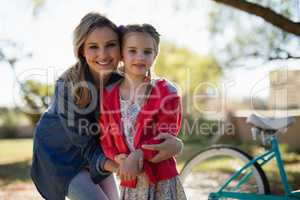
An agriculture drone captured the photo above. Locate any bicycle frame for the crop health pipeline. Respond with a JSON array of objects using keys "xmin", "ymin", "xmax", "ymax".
[{"xmin": 209, "ymin": 135, "xmax": 300, "ymax": 200}]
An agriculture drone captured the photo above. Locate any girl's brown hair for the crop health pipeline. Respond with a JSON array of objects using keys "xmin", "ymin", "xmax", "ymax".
[
  {"xmin": 120, "ymin": 23, "xmax": 160, "ymax": 55},
  {"xmin": 120, "ymin": 24, "xmax": 161, "ymax": 102},
  {"xmin": 61, "ymin": 12, "xmax": 120, "ymax": 108},
  {"xmin": 120, "ymin": 23, "xmax": 160, "ymax": 81}
]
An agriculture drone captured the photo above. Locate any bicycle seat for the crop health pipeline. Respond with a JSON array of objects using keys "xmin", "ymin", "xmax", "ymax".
[{"xmin": 247, "ymin": 114, "xmax": 294, "ymax": 130}]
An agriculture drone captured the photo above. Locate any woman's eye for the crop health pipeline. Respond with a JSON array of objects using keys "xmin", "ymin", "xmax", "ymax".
[
  {"xmin": 107, "ymin": 43, "xmax": 116, "ymax": 47},
  {"xmin": 89, "ymin": 46, "xmax": 98, "ymax": 49}
]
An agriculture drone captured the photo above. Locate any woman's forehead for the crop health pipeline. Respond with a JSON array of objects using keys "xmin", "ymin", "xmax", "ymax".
[{"xmin": 85, "ymin": 27, "xmax": 119, "ymax": 43}]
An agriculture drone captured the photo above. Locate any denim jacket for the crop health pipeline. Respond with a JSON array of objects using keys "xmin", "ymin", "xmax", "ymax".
[{"xmin": 30, "ymin": 68, "xmax": 122, "ymax": 200}]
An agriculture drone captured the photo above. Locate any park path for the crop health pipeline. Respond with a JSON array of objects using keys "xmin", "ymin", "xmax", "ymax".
[
  {"xmin": 0, "ymin": 176, "xmax": 210, "ymax": 200},
  {"xmin": 0, "ymin": 182, "xmax": 42, "ymax": 200}
]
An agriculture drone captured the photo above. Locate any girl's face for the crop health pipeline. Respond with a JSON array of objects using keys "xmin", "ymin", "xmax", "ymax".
[
  {"xmin": 83, "ymin": 26, "xmax": 120, "ymax": 80},
  {"xmin": 122, "ymin": 32, "xmax": 156, "ymax": 77}
]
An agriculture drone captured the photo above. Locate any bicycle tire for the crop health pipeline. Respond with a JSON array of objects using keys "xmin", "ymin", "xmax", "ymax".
[{"xmin": 180, "ymin": 145, "xmax": 270, "ymax": 200}]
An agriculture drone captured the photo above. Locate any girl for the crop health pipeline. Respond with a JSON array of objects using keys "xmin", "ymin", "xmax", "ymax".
[
  {"xmin": 99, "ymin": 24, "xmax": 187, "ymax": 200},
  {"xmin": 31, "ymin": 12, "xmax": 183, "ymax": 200}
]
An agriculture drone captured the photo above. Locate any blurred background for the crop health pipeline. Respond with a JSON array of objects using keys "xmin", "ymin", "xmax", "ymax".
[{"xmin": 0, "ymin": 0, "xmax": 300, "ymax": 199}]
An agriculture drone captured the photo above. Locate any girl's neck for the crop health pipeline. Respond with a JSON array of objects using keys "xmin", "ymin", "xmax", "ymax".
[{"xmin": 120, "ymin": 74, "xmax": 149, "ymax": 104}]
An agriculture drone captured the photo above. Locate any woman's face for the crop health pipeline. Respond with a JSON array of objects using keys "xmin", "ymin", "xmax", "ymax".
[
  {"xmin": 83, "ymin": 26, "xmax": 120, "ymax": 81},
  {"xmin": 122, "ymin": 32, "xmax": 156, "ymax": 77}
]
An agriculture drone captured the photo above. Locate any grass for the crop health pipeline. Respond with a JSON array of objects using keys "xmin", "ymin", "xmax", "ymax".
[
  {"xmin": 0, "ymin": 139, "xmax": 300, "ymax": 194},
  {"xmin": 0, "ymin": 139, "xmax": 33, "ymax": 187},
  {"xmin": 0, "ymin": 139, "xmax": 33, "ymax": 164}
]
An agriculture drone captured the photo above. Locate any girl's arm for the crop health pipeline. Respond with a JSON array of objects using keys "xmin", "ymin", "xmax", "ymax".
[{"xmin": 103, "ymin": 159, "xmax": 119, "ymax": 173}]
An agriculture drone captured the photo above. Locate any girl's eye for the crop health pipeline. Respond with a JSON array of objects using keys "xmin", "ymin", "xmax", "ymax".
[{"xmin": 144, "ymin": 50, "xmax": 153, "ymax": 55}]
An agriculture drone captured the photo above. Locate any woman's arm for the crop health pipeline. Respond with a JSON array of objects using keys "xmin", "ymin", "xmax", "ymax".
[
  {"xmin": 141, "ymin": 81, "xmax": 183, "ymax": 163},
  {"xmin": 142, "ymin": 133, "xmax": 183, "ymax": 163}
]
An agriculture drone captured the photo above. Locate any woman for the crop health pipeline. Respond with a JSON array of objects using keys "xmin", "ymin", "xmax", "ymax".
[{"xmin": 30, "ymin": 12, "xmax": 183, "ymax": 200}]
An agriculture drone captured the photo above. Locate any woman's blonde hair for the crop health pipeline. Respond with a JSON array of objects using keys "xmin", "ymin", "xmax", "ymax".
[{"xmin": 61, "ymin": 12, "xmax": 120, "ymax": 108}]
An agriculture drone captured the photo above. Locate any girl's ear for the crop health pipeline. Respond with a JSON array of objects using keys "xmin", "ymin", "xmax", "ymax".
[{"xmin": 117, "ymin": 61, "xmax": 125, "ymax": 75}]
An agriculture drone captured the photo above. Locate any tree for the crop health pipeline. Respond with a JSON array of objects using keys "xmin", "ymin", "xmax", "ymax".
[
  {"xmin": 21, "ymin": 80, "xmax": 54, "ymax": 124},
  {"xmin": 212, "ymin": 0, "xmax": 300, "ymax": 37},
  {"xmin": 207, "ymin": 0, "xmax": 300, "ymax": 67},
  {"xmin": 0, "ymin": 40, "xmax": 51, "ymax": 125},
  {"xmin": 155, "ymin": 42, "xmax": 222, "ymax": 117}
]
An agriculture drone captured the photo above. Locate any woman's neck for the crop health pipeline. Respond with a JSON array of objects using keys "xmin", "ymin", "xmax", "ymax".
[{"xmin": 92, "ymin": 73, "xmax": 110, "ymax": 90}]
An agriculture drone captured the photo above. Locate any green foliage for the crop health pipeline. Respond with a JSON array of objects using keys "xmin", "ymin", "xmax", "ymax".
[
  {"xmin": 0, "ymin": 108, "xmax": 20, "ymax": 138},
  {"xmin": 0, "ymin": 107, "xmax": 31, "ymax": 138},
  {"xmin": 21, "ymin": 80, "xmax": 54, "ymax": 124},
  {"xmin": 209, "ymin": 0, "xmax": 300, "ymax": 67},
  {"xmin": 156, "ymin": 42, "xmax": 221, "ymax": 91},
  {"xmin": 155, "ymin": 41, "xmax": 222, "ymax": 116}
]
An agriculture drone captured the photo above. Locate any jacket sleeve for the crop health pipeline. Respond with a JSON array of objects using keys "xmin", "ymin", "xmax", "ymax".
[
  {"xmin": 155, "ymin": 91, "xmax": 182, "ymax": 136},
  {"xmin": 141, "ymin": 83, "xmax": 182, "ymax": 160},
  {"xmin": 54, "ymin": 80, "xmax": 110, "ymax": 182},
  {"xmin": 99, "ymin": 106, "xmax": 119, "ymax": 161}
]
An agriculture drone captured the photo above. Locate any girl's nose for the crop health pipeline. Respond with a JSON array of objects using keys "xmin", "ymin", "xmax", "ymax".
[{"xmin": 136, "ymin": 52, "xmax": 146, "ymax": 61}]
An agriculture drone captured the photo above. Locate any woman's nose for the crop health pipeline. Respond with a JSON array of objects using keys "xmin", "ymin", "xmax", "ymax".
[{"xmin": 97, "ymin": 48, "xmax": 108, "ymax": 60}]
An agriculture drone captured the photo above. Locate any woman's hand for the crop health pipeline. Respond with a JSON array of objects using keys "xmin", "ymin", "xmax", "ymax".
[
  {"xmin": 141, "ymin": 133, "xmax": 183, "ymax": 163},
  {"xmin": 116, "ymin": 150, "xmax": 143, "ymax": 181}
]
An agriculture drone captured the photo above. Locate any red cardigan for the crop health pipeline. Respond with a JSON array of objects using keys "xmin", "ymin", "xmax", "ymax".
[{"xmin": 99, "ymin": 79, "xmax": 182, "ymax": 188}]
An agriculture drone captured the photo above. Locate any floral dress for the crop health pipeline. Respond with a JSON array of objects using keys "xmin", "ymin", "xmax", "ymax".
[{"xmin": 120, "ymin": 97, "xmax": 187, "ymax": 200}]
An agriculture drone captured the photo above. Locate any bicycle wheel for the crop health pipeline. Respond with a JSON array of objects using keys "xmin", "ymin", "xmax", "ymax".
[{"xmin": 180, "ymin": 145, "xmax": 270, "ymax": 200}]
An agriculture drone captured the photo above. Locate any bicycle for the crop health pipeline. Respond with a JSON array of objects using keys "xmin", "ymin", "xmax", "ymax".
[{"xmin": 180, "ymin": 113, "xmax": 300, "ymax": 200}]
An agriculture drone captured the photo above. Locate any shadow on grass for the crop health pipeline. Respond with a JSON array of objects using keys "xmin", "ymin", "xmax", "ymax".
[{"xmin": 0, "ymin": 159, "xmax": 31, "ymax": 186}]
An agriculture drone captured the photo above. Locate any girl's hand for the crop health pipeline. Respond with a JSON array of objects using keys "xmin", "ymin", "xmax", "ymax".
[
  {"xmin": 117, "ymin": 150, "xmax": 143, "ymax": 181},
  {"xmin": 141, "ymin": 133, "xmax": 183, "ymax": 163},
  {"xmin": 114, "ymin": 154, "xmax": 128, "ymax": 164},
  {"xmin": 103, "ymin": 159, "xmax": 119, "ymax": 173}
]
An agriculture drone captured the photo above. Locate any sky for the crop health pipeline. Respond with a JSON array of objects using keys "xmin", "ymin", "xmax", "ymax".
[{"xmin": 0, "ymin": 0, "xmax": 299, "ymax": 107}]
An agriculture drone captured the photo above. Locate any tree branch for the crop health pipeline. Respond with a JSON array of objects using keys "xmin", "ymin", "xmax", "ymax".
[
  {"xmin": 212, "ymin": 0, "xmax": 300, "ymax": 36},
  {"xmin": 223, "ymin": 48, "xmax": 300, "ymax": 68}
]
